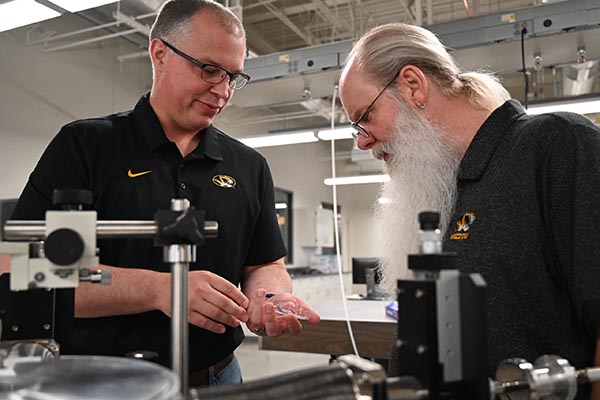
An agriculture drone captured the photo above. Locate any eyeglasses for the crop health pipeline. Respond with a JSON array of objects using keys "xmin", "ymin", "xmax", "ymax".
[
  {"xmin": 160, "ymin": 39, "xmax": 251, "ymax": 90},
  {"xmin": 350, "ymin": 71, "xmax": 400, "ymax": 139}
]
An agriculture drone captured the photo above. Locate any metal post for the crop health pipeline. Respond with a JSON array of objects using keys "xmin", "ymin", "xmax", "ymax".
[
  {"xmin": 164, "ymin": 199, "xmax": 196, "ymax": 397},
  {"xmin": 167, "ymin": 250, "xmax": 193, "ymax": 396},
  {"xmin": 4, "ymin": 202, "xmax": 214, "ymax": 396},
  {"xmin": 3, "ymin": 220, "xmax": 217, "ymax": 240}
]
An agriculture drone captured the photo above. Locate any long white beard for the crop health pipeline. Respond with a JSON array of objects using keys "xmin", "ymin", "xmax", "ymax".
[{"xmin": 373, "ymin": 99, "xmax": 462, "ymax": 295}]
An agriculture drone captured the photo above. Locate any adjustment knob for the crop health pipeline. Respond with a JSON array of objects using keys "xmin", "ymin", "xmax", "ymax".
[
  {"xmin": 418, "ymin": 211, "xmax": 440, "ymax": 230},
  {"xmin": 45, "ymin": 228, "xmax": 84, "ymax": 266},
  {"xmin": 52, "ymin": 189, "xmax": 93, "ymax": 210}
]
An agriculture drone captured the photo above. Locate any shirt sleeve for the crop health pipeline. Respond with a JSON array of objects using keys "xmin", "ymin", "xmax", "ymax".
[
  {"xmin": 546, "ymin": 114, "xmax": 600, "ymax": 331},
  {"xmin": 12, "ymin": 125, "xmax": 91, "ymax": 220},
  {"xmin": 243, "ymin": 157, "xmax": 287, "ymax": 267}
]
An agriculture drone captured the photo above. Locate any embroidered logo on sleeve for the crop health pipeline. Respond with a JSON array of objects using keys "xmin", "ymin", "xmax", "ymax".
[
  {"xmin": 127, "ymin": 169, "xmax": 152, "ymax": 178},
  {"xmin": 450, "ymin": 212, "xmax": 476, "ymax": 240},
  {"xmin": 212, "ymin": 174, "xmax": 236, "ymax": 188}
]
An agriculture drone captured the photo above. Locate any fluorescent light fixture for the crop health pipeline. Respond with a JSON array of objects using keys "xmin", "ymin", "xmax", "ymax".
[
  {"xmin": 275, "ymin": 202, "xmax": 288, "ymax": 210},
  {"xmin": 0, "ymin": 0, "xmax": 61, "ymax": 33},
  {"xmin": 240, "ymin": 131, "xmax": 318, "ymax": 148},
  {"xmin": 527, "ymin": 98, "xmax": 600, "ymax": 115},
  {"xmin": 317, "ymin": 126, "xmax": 354, "ymax": 141},
  {"xmin": 48, "ymin": 0, "xmax": 119, "ymax": 12},
  {"xmin": 323, "ymin": 174, "xmax": 390, "ymax": 186}
]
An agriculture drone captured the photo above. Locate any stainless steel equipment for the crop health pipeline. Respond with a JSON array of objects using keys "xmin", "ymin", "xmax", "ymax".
[
  {"xmin": 1, "ymin": 355, "xmax": 179, "ymax": 400},
  {"xmin": 0, "ymin": 191, "xmax": 218, "ymax": 398}
]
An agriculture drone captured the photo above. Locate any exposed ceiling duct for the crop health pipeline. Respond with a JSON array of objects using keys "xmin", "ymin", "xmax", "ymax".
[{"xmin": 12, "ymin": 0, "xmax": 599, "ymax": 138}]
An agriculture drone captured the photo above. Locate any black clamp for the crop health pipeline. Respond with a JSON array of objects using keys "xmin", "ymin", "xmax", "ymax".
[{"xmin": 154, "ymin": 208, "xmax": 206, "ymax": 246}]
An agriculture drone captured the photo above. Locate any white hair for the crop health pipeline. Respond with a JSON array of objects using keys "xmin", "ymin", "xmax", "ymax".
[
  {"xmin": 346, "ymin": 23, "xmax": 510, "ymax": 111},
  {"xmin": 374, "ymin": 96, "xmax": 461, "ymax": 294}
]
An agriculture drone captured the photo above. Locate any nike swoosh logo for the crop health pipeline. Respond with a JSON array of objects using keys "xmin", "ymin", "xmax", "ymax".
[{"xmin": 127, "ymin": 169, "xmax": 152, "ymax": 178}]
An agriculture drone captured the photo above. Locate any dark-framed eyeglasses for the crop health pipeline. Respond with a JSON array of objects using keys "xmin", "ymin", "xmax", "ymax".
[
  {"xmin": 160, "ymin": 38, "xmax": 251, "ymax": 90},
  {"xmin": 350, "ymin": 71, "xmax": 400, "ymax": 139}
]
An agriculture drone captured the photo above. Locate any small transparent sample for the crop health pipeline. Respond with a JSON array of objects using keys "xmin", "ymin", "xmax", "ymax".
[{"xmin": 267, "ymin": 294, "xmax": 311, "ymax": 320}]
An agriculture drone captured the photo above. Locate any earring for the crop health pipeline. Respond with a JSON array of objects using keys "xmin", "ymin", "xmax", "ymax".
[{"xmin": 416, "ymin": 100, "xmax": 425, "ymax": 109}]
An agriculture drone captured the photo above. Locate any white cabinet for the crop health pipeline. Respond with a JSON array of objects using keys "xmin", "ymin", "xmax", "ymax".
[
  {"xmin": 292, "ymin": 273, "xmax": 351, "ymax": 303},
  {"xmin": 297, "ymin": 207, "xmax": 334, "ymax": 248}
]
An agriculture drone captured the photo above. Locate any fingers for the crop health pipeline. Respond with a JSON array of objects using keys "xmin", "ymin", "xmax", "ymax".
[
  {"xmin": 187, "ymin": 271, "xmax": 250, "ymax": 332},
  {"xmin": 0, "ymin": 254, "xmax": 10, "ymax": 275},
  {"xmin": 209, "ymin": 275, "xmax": 250, "ymax": 310},
  {"xmin": 188, "ymin": 311, "xmax": 229, "ymax": 334},
  {"xmin": 264, "ymin": 303, "xmax": 302, "ymax": 336},
  {"xmin": 265, "ymin": 293, "xmax": 321, "ymax": 323},
  {"xmin": 245, "ymin": 291, "xmax": 321, "ymax": 337},
  {"xmin": 295, "ymin": 301, "xmax": 321, "ymax": 323},
  {"xmin": 246, "ymin": 289, "xmax": 267, "ymax": 334},
  {"xmin": 247, "ymin": 288, "xmax": 267, "ymax": 324},
  {"xmin": 263, "ymin": 301, "xmax": 279, "ymax": 335}
]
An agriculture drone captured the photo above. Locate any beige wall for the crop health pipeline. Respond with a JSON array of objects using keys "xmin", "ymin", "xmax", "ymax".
[
  {"xmin": 0, "ymin": 17, "xmax": 382, "ymax": 273},
  {"xmin": 0, "ymin": 15, "xmax": 152, "ymax": 197}
]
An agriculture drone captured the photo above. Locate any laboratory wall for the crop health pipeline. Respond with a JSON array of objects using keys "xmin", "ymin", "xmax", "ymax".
[{"xmin": 0, "ymin": 21, "xmax": 383, "ymax": 276}]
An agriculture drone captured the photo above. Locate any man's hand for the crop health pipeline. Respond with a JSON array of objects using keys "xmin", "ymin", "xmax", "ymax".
[
  {"xmin": 592, "ymin": 321, "xmax": 600, "ymax": 399},
  {"xmin": 0, "ymin": 255, "xmax": 9, "ymax": 276},
  {"xmin": 246, "ymin": 288, "xmax": 320, "ymax": 336},
  {"xmin": 154, "ymin": 270, "xmax": 250, "ymax": 334}
]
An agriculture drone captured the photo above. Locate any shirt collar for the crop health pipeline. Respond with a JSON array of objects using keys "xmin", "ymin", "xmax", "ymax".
[
  {"xmin": 189, "ymin": 125, "xmax": 224, "ymax": 161},
  {"xmin": 457, "ymin": 99, "xmax": 525, "ymax": 181},
  {"xmin": 134, "ymin": 93, "xmax": 224, "ymax": 161}
]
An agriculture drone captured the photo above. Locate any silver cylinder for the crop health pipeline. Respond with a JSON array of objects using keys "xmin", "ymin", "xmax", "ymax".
[
  {"xmin": 171, "ymin": 260, "xmax": 189, "ymax": 396},
  {"xmin": 582, "ymin": 367, "xmax": 600, "ymax": 383},
  {"xmin": 171, "ymin": 199, "xmax": 190, "ymax": 212},
  {"xmin": 164, "ymin": 245, "xmax": 195, "ymax": 264},
  {"xmin": 4, "ymin": 220, "xmax": 218, "ymax": 240}
]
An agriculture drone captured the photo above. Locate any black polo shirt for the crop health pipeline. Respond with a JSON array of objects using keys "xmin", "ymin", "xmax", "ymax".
[
  {"xmin": 12, "ymin": 93, "xmax": 287, "ymax": 371},
  {"xmin": 444, "ymin": 100, "xmax": 600, "ymax": 394}
]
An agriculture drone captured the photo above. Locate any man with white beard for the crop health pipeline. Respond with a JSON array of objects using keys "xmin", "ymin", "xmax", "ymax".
[
  {"xmin": 339, "ymin": 23, "xmax": 600, "ymax": 399},
  {"xmin": 371, "ymin": 95, "xmax": 463, "ymax": 291}
]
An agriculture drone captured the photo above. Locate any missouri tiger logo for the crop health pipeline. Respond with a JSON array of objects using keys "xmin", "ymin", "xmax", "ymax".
[
  {"xmin": 212, "ymin": 174, "xmax": 236, "ymax": 188},
  {"xmin": 450, "ymin": 212, "xmax": 476, "ymax": 240}
]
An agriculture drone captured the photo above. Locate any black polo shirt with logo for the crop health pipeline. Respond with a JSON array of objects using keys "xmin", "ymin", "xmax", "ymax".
[
  {"xmin": 12, "ymin": 93, "xmax": 287, "ymax": 371},
  {"xmin": 444, "ymin": 100, "xmax": 600, "ymax": 392}
]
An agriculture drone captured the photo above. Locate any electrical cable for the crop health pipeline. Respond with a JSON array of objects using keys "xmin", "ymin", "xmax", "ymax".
[
  {"xmin": 520, "ymin": 27, "xmax": 529, "ymax": 109},
  {"xmin": 329, "ymin": 84, "xmax": 359, "ymax": 357}
]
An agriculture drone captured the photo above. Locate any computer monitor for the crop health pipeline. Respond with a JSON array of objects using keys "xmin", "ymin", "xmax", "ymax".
[
  {"xmin": 351, "ymin": 257, "xmax": 386, "ymax": 299},
  {"xmin": 352, "ymin": 257, "xmax": 380, "ymax": 284}
]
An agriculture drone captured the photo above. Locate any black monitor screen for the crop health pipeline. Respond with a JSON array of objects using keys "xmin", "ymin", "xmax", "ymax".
[{"xmin": 352, "ymin": 257, "xmax": 380, "ymax": 284}]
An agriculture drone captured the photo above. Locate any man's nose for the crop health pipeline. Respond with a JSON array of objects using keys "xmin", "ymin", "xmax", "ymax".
[
  {"xmin": 356, "ymin": 134, "xmax": 375, "ymax": 151},
  {"xmin": 210, "ymin": 79, "xmax": 232, "ymax": 98}
]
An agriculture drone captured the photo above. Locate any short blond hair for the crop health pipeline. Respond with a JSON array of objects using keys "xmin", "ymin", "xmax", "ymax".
[{"xmin": 150, "ymin": 0, "xmax": 245, "ymax": 45}]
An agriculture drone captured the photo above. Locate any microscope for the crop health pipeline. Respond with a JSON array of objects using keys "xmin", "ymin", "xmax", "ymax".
[
  {"xmin": 190, "ymin": 211, "xmax": 600, "ymax": 400},
  {"xmin": 0, "ymin": 189, "xmax": 217, "ymax": 398}
]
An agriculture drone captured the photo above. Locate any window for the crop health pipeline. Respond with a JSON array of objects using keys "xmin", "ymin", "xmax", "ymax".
[{"xmin": 274, "ymin": 188, "xmax": 293, "ymax": 264}]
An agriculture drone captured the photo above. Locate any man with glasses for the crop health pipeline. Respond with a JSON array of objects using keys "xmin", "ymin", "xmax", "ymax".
[
  {"xmin": 339, "ymin": 23, "xmax": 600, "ymax": 398},
  {"xmin": 9, "ymin": 0, "xmax": 319, "ymax": 388}
]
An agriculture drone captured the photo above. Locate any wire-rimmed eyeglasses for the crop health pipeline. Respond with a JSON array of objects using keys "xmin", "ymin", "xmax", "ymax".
[
  {"xmin": 350, "ymin": 71, "xmax": 400, "ymax": 139},
  {"xmin": 160, "ymin": 39, "xmax": 251, "ymax": 90}
]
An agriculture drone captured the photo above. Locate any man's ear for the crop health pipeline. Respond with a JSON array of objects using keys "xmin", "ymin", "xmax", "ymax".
[
  {"xmin": 396, "ymin": 65, "xmax": 429, "ymax": 106},
  {"xmin": 149, "ymin": 38, "xmax": 167, "ymax": 72}
]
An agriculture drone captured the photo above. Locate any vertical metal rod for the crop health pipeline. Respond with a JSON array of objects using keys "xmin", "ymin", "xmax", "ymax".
[
  {"xmin": 168, "ymin": 198, "xmax": 193, "ymax": 397},
  {"xmin": 552, "ymin": 66, "xmax": 558, "ymax": 97},
  {"xmin": 427, "ymin": 0, "xmax": 433, "ymax": 24},
  {"xmin": 171, "ymin": 259, "xmax": 189, "ymax": 396}
]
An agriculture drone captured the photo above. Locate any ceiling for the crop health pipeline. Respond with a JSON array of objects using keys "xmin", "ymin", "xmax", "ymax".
[
  {"xmin": 12, "ymin": 0, "xmax": 600, "ymax": 141},
  {"xmin": 69, "ymin": 0, "xmax": 554, "ymax": 56}
]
